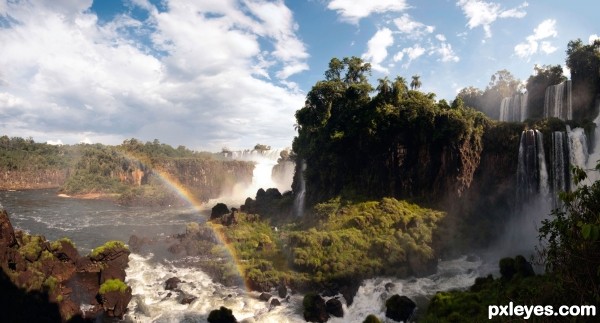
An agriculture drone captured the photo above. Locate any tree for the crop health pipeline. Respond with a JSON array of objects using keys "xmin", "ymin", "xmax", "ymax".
[
  {"xmin": 525, "ymin": 64, "xmax": 566, "ymax": 119},
  {"xmin": 457, "ymin": 86, "xmax": 483, "ymax": 110},
  {"xmin": 566, "ymin": 39, "xmax": 600, "ymax": 120},
  {"xmin": 539, "ymin": 165, "xmax": 600, "ymax": 303},
  {"xmin": 410, "ymin": 75, "xmax": 422, "ymax": 90}
]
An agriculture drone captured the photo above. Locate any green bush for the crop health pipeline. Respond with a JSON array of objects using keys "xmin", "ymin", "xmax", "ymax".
[{"xmin": 98, "ymin": 279, "xmax": 128, "ymax": 294}]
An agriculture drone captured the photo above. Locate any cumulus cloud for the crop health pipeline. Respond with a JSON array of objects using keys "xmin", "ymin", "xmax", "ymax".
[
  {"xmin": 0, "ymin": 0, "xmax": 308, "ymax": 150},
  {"xmin": 327, "ymin": 0, "xmax": 408, "ymax": 24},
  {"xmin": 393, "ymin": 14, "xmax": 435, "ymax": 37},
  {"xmin": 456, "ymin": 0, "xmax": 528, "ymax": 38},
  {"xmin": 361, "ymin": 28, "xmax": 394, "ymax": 73},
  {"xmin": 514, "ymin": 19, "xmax": 558, "ymax": 59}
]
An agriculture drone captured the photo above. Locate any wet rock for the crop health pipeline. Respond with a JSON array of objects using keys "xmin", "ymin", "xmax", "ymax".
[
  {"xmin": 303, "ymin": 293, "xmax": 329, "ymax": 323},
  {"xmin": 277, "ymin": 283, "xmax": 288, "ymax": 298},
  {"xmin": 326, "ymin": 298, "xmax": 344, "ymax": 318},
  {"xmin": 165, "ymin": 277, "xmax": 181, "ymax": 290},
  {"xmin": 99, "ymin": 288, "xmax": 133, "ymax": 319},
  {"xmin": 385, "ymin": 295, "xmax": 416, "ymax": 322},
  {"xmin": 211, "ymin": 203, "xmax": 229, "ymax": 220},
  {"xmin": 0, "ymin": 209, "xmax": 16, "ymax": 250},
  {"xmin": 208, "ymin": 306, "xmax": 237, "ymax": 323},
  {"xmin": 180, "ymin": 295, "xmax": 197, "ymax": 305},
  {"xmin": 270, "ymin": 298, "xmax": 281, "ymax": 308},
  {"xmin": 259, "ymin": 292, "xmax": 272, "ymax": 302}
]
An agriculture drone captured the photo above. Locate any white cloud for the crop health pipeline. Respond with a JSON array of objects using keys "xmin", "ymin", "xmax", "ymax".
[
  {"xmin": 0, "ymin": 0, "xmax": 308, "ymax": 150},
  {"xmin": 514, "ymin": 19, "xmax": 558, "ymax": 59},
  {"xmin": 362, "ymin": 28, "xmax": 394, "ymax": 73},
  {"xmin": 436, "ymin": 42, "xmax": 460, "ymax": 62},
  {"xmin": 589, "ymin": 34, "xmax": 599, "ymax": 44},
  {"xmin": 403, "ymin": 44, "xmax": 426, "ymax": 63},
  {"xmin": 393, "ymin": 14, "xmax": 435, "ymax": 37},
  {"xmin": 436, "ymin": 34, "xmax": 447, "ymax": 42},
  {"xmin": 393, "ymin": 51, "xmax": 404, "ymax": 62},
  {"xmin": 456, "ymin": 0, "xmax": 528, "ymax": 38},
  {"xmin": 327, "ymin": 0, "xmax": 408, "ymax": 24}
]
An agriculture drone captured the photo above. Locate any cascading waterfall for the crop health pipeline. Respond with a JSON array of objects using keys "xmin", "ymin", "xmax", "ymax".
[
  {"xmin": 544, "ymin": 80, "xmax": 572, "ymax": 120},
  {"xmin": 293, "ymin": 160, "xmax": 306, "ymax": 217},
  {"xmin": 517, "ymin": 130, "xmax": 549, "ymax": 204},
  {"xmin": 567, "ymin": 126, "xmax": 588, "ymax": 169},
  {"xmin": 551, "ymin": 131, "xmax": 569, "ymax": 208},
  {"xmin": 499, "ymin": 92, "xmax": 528, "ymax": 122},
  {"xmin": 215, "ymin": 148, "xmax": 294, "ymax": 205},
  {"xmin": 587, "ymin": 101, "xmax": 600, "ymax": 182}
]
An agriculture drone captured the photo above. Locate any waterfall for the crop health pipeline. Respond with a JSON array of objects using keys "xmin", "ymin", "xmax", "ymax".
[
  {"xmin": 293, "ymin": 160, "xmax": 306, "ymax": 217},
  {"xmin": 567, "ymin": 126, "xmax": 588, "ymax": 169},
  {"xmin": 587, "ymin": 101, "xmax": 600, "ymax": 182},
  {"xmin": 517, "ymin": 130, "xmax": 549, "ymax": 203},
  {"xmin": 499, "ymin": 92, "xmax": 528, "ymax": 122},
  {"xmin": 544, "ymin": 80, "xmax": 572, "ymax": 120},
  {"xmin": 551, "ymin": 131, "xmax": 569, "ymax": 208}
]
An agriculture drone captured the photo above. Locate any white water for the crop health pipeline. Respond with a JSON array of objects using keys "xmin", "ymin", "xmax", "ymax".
[
  {"xmin": 536, "ymin": 130, "xmax": 550, "ymax": 197},
  {"xmin": 293, "ymin": 160, "xmax": 306, "ymax": 217},
  {"xmin": 123, "ymin": 253, "xmax": 491, "ymax": 323},
  {"xmin": 210, "ymin": 149, "xmax": 294, "ymax": 206},
  {"xmin": 586, "ymin": 102, "xmax": 600, "ymax": 183},
  {"xmin": 544, "ymin": 80, "xmax": 572, "ymax": 120},
  {"xmin": 499, "ymin": 92, "xmax": 528, "ymax": 122}
]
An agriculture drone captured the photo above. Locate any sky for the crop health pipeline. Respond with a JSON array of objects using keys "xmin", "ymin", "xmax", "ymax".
[{"xmin": 0, "ymin": 0, "xmax": 598, "ymax": 151}]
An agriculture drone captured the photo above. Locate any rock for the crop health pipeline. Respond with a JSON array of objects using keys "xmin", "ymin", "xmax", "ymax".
[
  {"xmin": 259, "ymin": 292, "xmax": 272, "ymax": 302},
  {"xmin": 180, "ymin": 295, "xmax": 197, "ymax": 305},
  {"xmin": 208, "ymin": 306, "xmax": 237, "ymax": 323},
  {"xmin": 303, "ymin": 293, "xmax": 329, "ymax": 323},
  {"xmin": 270, "ymin": 298, "xmax": 281, "ymax": 308},
  {"xmin": 0, "ymin": 209, "xmax": 17, "ymax": 250},
  {"xmin": 99, "ymin": 288, "xmax": 133, "ymax": 319},
  {"xmin": 363, "ymin": 314, "xmax": 382, "ymax": 323},
  {"xmin": 385, "ymin": 295, "xmax": 416, "ymax": 322},
  {"xmin": 514, "ymin": 255, "xmax": 535, "ymax": 277},
  {"xmin": 499, "ymin": 257, "xmax": 517, "ymax": 280},
  {"xmin": 326, "ymin": 298, "xmax": 344, "ymax": 318},
  {"xmin": 165, "ymin": 277, "xmax": 181, "ymax": 290},
  {"xmin": 277, "ymin": 283, "xmax": 288, "ymax": 298},
  {"xmin": 211, "ymin": 203, "xmax": 230, "ymax": 220},
  {"xmin": 53, "ymin": 239, "xmax": 79, "ymax": 264}
]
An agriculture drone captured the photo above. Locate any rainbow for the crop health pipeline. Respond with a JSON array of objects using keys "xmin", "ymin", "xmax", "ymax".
[{"xmin": 120, "ymin": 152, "xmax": 251, "ymax": 291}]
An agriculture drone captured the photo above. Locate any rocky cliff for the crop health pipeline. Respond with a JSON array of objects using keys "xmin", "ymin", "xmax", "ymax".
[
  {"xmin": 0, "ymin": 208, "xmax": 131, "ymax": 322},
  {"xmin": 0, "ymin": 169, "xmax": 67, "ymax": 190}
]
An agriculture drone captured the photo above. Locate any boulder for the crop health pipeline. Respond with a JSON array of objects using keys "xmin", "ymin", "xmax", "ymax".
[
  {"xmin": 208, "ymin": 306, "xmax": 238, "ymax": 323},
  {"xmin": 259, "ymin": 292, "xmax": 272, "ymax": 302},
  {"xmin": 303, "ymin": 293, "xmax": 329, "ymax": 323},
  {"xmin": 326, "ymin": 298, "xmax": 344, "ymax": 318},
  {"xmin": 180, "ymin": 294, "xmax": 197, "ymax": 305},
  {"xmin": 385, "ymin": 295, "xmax": 416, "ymax": 322},
  {"xmin": 270, "ymin": 298, "xmax": 281, "ymax": 308},
  {"xmin": 99, "ymin": 288, "xmax": 133, "ymax": 319},
  {"xmin": 211, "ymin": 203, "xmax": 230, "ymax": 220},
  {"xmin": 277, "ymin": 283, "xmax": 288, "ymax": 298},
  {"xmin": 0, "ymin": 209, "xmax": 16, "ymax": 249},
  {"xmin": 165, "ymin": 277, "xmax": 181, "ymax": 290}
]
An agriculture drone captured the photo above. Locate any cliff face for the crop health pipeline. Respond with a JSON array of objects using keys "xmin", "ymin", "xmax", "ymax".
[
  {"xmin": 0, "ymin": 209, "xmax": 132, "ymax": 322},
  {"xmin": 152, "ymin": 158, "xmax": 254, "ymax": 202},
  {"xmin": 0, "ymin": 169, "xmax": 67, "ymax": 190}
]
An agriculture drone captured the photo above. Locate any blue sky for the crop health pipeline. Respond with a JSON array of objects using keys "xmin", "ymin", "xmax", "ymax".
[{"xmin": 0, "ymin": 0, "xmax": 598, "ymax": 151}]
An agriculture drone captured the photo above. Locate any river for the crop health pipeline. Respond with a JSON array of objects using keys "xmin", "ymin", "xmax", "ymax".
[{"xmin": 0, "ymin": 189, "xmax": 493, "ymax": 322}]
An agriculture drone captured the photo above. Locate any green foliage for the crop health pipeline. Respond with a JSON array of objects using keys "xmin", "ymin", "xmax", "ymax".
[
  {"xmin": 293, "ymin": 57, "xmax": 488, "ymax": 205},
  {"xmin": 19, "ymin": 234, "xmax": 44, "ymax": 261},
  {"xmin": 0, "ymin": 135, "xmax": 70, "ymax": 171},
  {"xmin": 289, "ymin": 198, "xmax": 444, "ymax": 280},
  {"xmin": 43, "ymin": 276, "xmax": 59, "ymax": 293},
  {"xmin": 98, "ymin": 279, "xmax": 128, "ymax": 294},
  {"xmin": 525, "ymin": 64, "xmax": 567, "ymax": 119},
  {"xmin": 90, "ymin": 240, "xmax": 128, "ymax": 259},
  {"xmin": 538, "ymin": 165, "xmax": 600, "ymax": 302}
]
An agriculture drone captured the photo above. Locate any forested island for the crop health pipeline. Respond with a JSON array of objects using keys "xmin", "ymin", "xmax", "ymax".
[{"xmin": 1, "ymin": 38, "xmax": 599, "ymax": 322}]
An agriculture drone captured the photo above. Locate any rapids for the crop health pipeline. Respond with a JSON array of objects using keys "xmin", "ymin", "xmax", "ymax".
[{"xmin": 0, "ymin": 189, "xmax": 495, "ymax": 322}]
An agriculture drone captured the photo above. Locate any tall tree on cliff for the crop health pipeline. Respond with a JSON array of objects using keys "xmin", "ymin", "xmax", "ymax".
[
  {"xmin": 566, "ymin": 39, "xmax": 600, "ymax": 120},
  {"xmin": 410, "ymin": 75, "xmax": 422, "ymax": 90},
  {"xmin": 481, "ymin": 69, "xmax": 522, "ymax": 120}
]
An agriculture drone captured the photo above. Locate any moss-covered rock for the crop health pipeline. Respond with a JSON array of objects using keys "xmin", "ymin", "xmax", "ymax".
[{"xmin": 207, "ymin": 306, "xmax": 238, "ymax": 323}]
